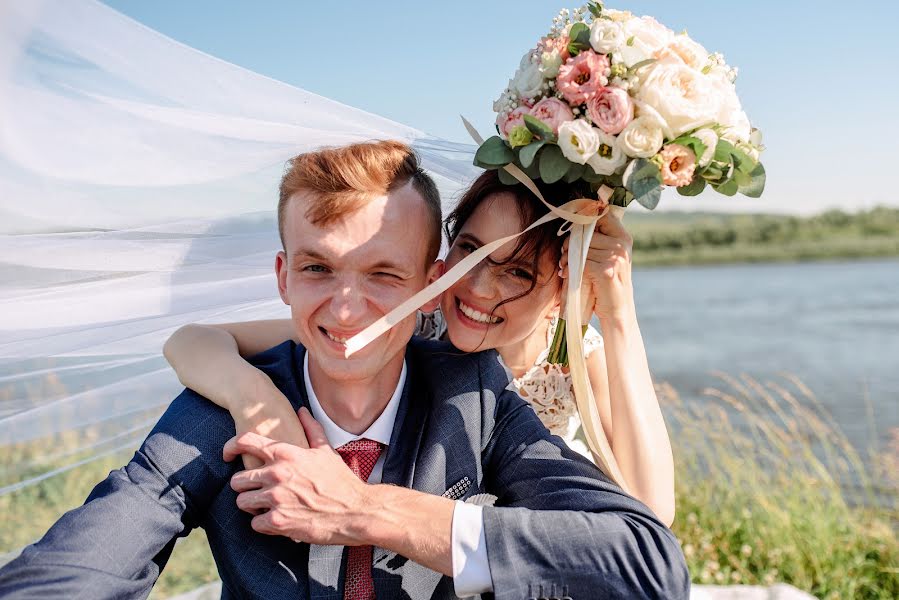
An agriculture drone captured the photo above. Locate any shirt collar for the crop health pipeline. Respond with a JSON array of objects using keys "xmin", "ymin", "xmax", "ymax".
[{"xmin": 303, "ymin": 352, "xmax": 405, "ymax": 449}]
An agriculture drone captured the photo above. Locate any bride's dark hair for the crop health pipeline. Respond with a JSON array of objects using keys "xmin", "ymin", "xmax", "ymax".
[{"xmin": 443, "ymin": 169, "xmax": 593, "ymax": 312}]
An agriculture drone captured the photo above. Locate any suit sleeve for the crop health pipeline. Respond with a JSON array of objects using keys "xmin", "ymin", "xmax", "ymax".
[
  {"xmin": 0, "ymin": 389, "xmax": 237, "ymax": 599},
  {"xmin": 481, "ymin": 389, "xmax": 690, "ymax": 600}
]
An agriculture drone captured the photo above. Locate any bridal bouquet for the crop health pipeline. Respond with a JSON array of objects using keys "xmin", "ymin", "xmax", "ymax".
[
  {"xmin": 474, "ymin": 1, "xmax": 766, "ymax": 364},
  {"xmin": 478, "ymin": 2, "xmax": 765, "ymax": 205}
]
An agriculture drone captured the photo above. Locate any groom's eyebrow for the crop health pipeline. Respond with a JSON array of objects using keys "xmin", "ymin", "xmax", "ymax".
[{"xmin": 291, "ymin": 249, "xmax": 328, "ymax": 263}]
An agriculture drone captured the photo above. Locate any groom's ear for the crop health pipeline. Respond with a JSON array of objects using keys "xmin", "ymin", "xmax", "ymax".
[
  {"xmin": 275, "ymin": 251, "xmax": 290, "ymax": 305},
  {"xmin": 419, "ymin": 260, "xmax": 445, "ymax": 313}
]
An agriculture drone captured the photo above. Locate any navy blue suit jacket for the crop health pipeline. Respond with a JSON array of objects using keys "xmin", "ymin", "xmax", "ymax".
[{"xmin": 0, "ymin": 339, "xmax": 689, "ymax": 599}]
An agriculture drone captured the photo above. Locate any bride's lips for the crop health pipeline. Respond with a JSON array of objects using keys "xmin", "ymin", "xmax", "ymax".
[{"xmin": 452, "ymin": 297, "xmax": 504, "ymax": 331}]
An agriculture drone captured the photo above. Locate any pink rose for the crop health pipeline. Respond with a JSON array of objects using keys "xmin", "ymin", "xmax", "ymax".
[
  {"xmin": 587, "ymin": 86, "xmax": 634, "ymax": 135},
  {"xmin": 658, "ymin": 143, "xmax": 696, "ymax": 187},
  {"xmin": 540, "ymin": 35, "xmax": 571, "ymax": 61},
  {"xmin": 530, "ymin": 97, "xmax": 575, "ymax": 135},
  {"xmin": 556, "ymin": 51, "xmax": 609, "ymax": 105},
  {"xmin": 495, "ymin": 106, "xmax": 531, "ymax": 138}
]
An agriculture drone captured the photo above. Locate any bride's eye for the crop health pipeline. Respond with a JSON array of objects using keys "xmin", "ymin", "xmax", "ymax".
[
  {"xmin": 509, "ymin": 267, "xmax": 534, "ymax": 281},
  {"xmin": 457, "ymin": 241, "xmax": 478, "ymax": 254}
]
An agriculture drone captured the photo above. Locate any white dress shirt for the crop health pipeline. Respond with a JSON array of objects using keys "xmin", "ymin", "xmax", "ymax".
[{"xmin": 303, "ymin": 354, "xmax": 492, "ymax": 597}]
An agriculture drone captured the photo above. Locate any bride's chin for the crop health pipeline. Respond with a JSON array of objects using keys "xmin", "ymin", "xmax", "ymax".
[{"xmin": 446, "ymin": 331, "xmax": 482, "ymax": 353}]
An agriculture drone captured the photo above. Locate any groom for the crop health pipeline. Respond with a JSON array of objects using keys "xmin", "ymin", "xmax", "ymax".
[{"xmin": 0, "ymin": 140, "xmax": 689, "ymax": 599}]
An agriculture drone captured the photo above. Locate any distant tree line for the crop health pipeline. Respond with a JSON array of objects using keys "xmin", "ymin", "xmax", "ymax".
[{"xmin": 629, "ymin": 207, "xmax": 899, "ymax": 254}]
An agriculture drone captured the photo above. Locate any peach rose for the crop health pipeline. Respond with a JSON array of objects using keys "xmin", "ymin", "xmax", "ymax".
[
  {"xmin": 658, "ymin": 143, "xmax": 696, "ymax": 187},
  {"xmin": 556, "ymin": 51, "xmax": 609, "ymax": 105},
  {"xmin": 495, "ymin": 106, "xmax": 531, "ymax": 139},
  {"xmin": 530, "ymin": 97, "xmax": 575, "ymax": 135},
  {"xmin": 540, "ymin": 35, "xmax": 571, "ymax": 61},
  {"xmin": 587, "ymin": 86, "xmax": 634, "ymax": 135}
]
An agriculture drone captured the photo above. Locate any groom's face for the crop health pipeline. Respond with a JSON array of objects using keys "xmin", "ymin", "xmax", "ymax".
[{"xmin": 276, "ymin": 182, "xmax": 441, "ymax": 383}]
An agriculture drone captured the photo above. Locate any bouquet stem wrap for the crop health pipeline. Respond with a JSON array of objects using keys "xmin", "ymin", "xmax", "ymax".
[{"xmin": 344, "ymin": 118, "xmax": 627, "ymax": 489}]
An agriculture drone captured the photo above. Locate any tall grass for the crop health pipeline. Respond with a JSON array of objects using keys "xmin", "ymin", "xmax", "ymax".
[
  {"xmin": 661, "ymin": 374, "xmax": 898, "ymax": 599},
  {"xmin": 1, "ymin": 374, "xmax": 896, "ymax": 598}
]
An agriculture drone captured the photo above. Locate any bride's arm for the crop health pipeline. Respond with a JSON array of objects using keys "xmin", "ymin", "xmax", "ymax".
[
  {"xmin": 163, "ymin": 320, "xmax": 308, "ymax": 467},
  {"xmin": 564, "ymin": 216, "xmax": 675, "ymax": 527}
]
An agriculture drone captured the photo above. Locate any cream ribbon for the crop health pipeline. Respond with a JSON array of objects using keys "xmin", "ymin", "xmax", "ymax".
[{"xmin": 345, "ymin": 118, "xmax": 626, "ymax": 488}]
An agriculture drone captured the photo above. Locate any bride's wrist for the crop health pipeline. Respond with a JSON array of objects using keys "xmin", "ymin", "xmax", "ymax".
[{"xmin": 597, "ymin": 306, "xmax": 638, "ymax": 329}]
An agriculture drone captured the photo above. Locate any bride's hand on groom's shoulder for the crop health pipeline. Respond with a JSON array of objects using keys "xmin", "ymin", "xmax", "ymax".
[
  {"xmin": 560, "ymin": 213, "xmax": 636, "ymax": 324},
  {"xmin": 223, "ymin": 408, "xmax": 370, "ymax": 545}
]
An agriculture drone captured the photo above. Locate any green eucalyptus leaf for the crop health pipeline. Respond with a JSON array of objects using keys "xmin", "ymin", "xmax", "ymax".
[
  {"xmin": 497, "ymin": 167, "xmax": 520, "ymax": 186},
  {"xmin": 738, "ymin": 162, "xmax": 766, "ymax": 198},
  {"xmin": 714, "ymin": 178, "xmax": 739, "ymax": 197},
  {"xmin": 733, "ymin": 167, "xmax": 752, "ymax": 188},
  {"xmin": 519, "ymin": 140, "xmax": 546, "ymax": 168},
  {"xmin": 474, "ymin": 136, "xmax": 514, "ymax": 167},
  {"xmin": 522, "ymin": 114, "xmax": 556, "ymax": 141},
  {"xmin": 538, "ymin": 144, "xmax": 571, "ymax": 184},
  {"xmin": 677, "ymin": 176, "xmax": 706, "ymax": 196},
  {"xmin": 521, "ymin": 156, "xmax": 541, "ymax": 180},
  {"xmin": 624, "ymin": 158, "xmax": 663, "ymax": 210},
  {"xmin": 713, "ymin": 139, "xmax": 736, "ymax": 163},
  {"xmin": 569, "ymin": 22, "xmax": 591, "ymax": 45},
  {"xmin": 671, "ymin": 135, "xmax": 707, "ymax": 166},
  {"xmin": 610, "ymin": 186, "xmax": 630, "ymax": 207},
  {"xmin": 564, "ymin": 162, "xmax": 586, "ymax": 183},
  {"xmin": 581, "ymin": 165, "xmax": 607, "ymax": 183},
  {"xmin": 730, "ymin": 145, "xmax": 756, "ymax": 174}
]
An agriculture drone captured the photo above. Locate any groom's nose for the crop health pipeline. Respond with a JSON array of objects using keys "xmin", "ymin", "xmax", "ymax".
[{"xmin": 329, "ymin": 283, "xmax": 367, "ymax": 324}]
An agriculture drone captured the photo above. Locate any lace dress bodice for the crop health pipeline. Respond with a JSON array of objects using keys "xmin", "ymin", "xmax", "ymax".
[{"xmin": 415, "ymin": 309, "xmax": 603, "ymax": 456}]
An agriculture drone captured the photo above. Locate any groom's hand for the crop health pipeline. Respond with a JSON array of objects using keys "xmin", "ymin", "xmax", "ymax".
[{"xmin": 223, "ymin": 407, "xmax": 369, "ymax": 545}]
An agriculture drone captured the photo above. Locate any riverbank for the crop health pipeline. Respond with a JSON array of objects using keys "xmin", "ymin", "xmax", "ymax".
[{"xmin": 626, "ymin": 207, "xmax": 899, "ymax": 267}]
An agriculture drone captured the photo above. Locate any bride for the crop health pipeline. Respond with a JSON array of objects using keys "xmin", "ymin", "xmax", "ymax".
[{"xmin": 164, "ymin": 168, "xmax": 675, "ymax": 525}]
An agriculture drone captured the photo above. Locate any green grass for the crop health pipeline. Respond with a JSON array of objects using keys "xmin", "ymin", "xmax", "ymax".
[
  {"xmin": 661, "ymin": 374, "xmax": 898, "ymax": 599},
  {"xmin": 625, "ymin": 206, "xmax": 899, "ymax": 266},
  {"xmin": 1, "ymin": 374, "xmax": 896, "ymax": 598}
]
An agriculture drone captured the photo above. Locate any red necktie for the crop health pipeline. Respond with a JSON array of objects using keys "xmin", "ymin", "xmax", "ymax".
[{"xmin": 336, "ymin": 439, "xmax": 384, "ymax": 600}]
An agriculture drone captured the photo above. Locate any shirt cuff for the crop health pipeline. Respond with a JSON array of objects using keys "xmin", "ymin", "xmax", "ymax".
[{"xmin": 450, "ymin": 500, "xmax": 492, "ymax": 598}]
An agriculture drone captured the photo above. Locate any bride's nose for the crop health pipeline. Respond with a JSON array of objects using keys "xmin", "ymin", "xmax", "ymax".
[{"xmin": 466, "ymin": 263, "xmax": 496, "ymax": 300}]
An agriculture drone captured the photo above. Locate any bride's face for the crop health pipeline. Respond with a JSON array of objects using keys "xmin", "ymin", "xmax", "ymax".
[{"xmin": 440, "ymin": 192, "xmax": 561, "ymax": 353}]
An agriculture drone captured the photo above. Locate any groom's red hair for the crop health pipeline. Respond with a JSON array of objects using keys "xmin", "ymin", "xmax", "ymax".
[{"xmin": 278, "ymin": 140, "xmax": 442, "ymax": 263}]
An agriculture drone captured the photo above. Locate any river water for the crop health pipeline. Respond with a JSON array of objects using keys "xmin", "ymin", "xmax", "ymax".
[{"xmin": 631, "ymin": 258, "xmax": 899, "ymax": 451}]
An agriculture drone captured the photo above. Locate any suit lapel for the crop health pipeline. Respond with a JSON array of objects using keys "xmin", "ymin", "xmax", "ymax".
[{"xmin": 372, "ymin": 348, "xmax": 435, "ymax": 599}]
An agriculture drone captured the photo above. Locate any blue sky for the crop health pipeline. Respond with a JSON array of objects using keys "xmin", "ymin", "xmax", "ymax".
[{"xmin": 102, "ymin": 0, "xmax": 899, "ymax": 214}]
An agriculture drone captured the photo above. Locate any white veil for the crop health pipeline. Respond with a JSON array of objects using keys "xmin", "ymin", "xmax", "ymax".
[{"xmin": 0, "ymin": 0, "xmax": 479, "ymax": 499}]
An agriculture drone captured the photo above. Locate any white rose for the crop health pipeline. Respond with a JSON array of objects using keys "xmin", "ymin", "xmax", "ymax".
[
  {"xmin": 540, "ymin": 48, "xmax": 564, "ymax": 78},
  {"xmin": 637, "ymin": 62, "xmax": 719, "ymax": 137},
  {"xmin": 587, "ymin": 130, "xmax": 627, "ymax": 175},
  {"xmin": 619, "ymin": 15, "xmax": 674, "ymax": 67},
  {"xmin": 589, "ymin": 19, "xmax": 624, "ymax": 54},
  {"xmin": 558, "ymin": 120, "xmax": 600, "ymax": 164},
  {"xmin": 692, "ymin": 128, "xmax": 718, "ymax": 167},
  {"xmin": 656, "ymin": 34, "xmax": 709, "ymax": 71},
  {"xmin": 617, "ymin": 116, "xmax": 664, "ymax": 158},
  {"xmin": 709, "ymin": 75, "xmax": 751, "ymax": 142},
  {"xmin": 511, "ymin": 60, "xmax": 544, "ymax": 100},
  {"xmin": 604, "ymin": 9, "xmax": 633, "ymax": 23}
]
